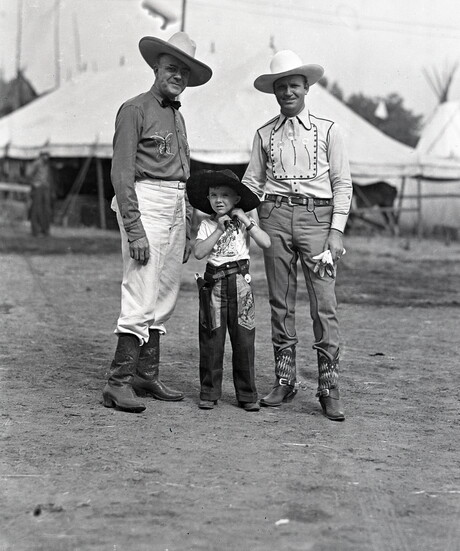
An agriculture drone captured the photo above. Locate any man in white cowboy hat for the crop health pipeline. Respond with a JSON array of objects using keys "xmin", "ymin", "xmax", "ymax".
[
  {"xmin": 102, "ymin": 32, "xmax": 212, "ymax": 413},
  {"xmin": 242, "ymin": 50, "xmax": 353, "ymax": 420}
]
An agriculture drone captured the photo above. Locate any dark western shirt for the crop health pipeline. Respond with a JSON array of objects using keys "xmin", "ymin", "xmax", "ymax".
[{"xmin": 111, "ymin": 85, "xmax": 190, "ymax": 242}]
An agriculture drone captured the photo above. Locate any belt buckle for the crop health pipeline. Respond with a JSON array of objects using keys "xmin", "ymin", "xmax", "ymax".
[
  {"xmin": 279, "ymin": 377, "xmax": 289, "ymax": 386},
  {"xmin": 286, "ymin": 196, "xmax": 294, "ymax": 206}
]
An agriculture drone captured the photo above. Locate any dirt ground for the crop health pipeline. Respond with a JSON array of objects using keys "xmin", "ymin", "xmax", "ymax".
[{"xmin": 1, "ymin": 221, "xmax": 460, "ymax": 551}]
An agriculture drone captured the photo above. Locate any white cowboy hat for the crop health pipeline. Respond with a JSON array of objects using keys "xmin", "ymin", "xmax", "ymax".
[
  {"xmin": 139, "ymin": 32, "xmax": 212, "ymax": 87},
  {"xmin": 254, "ymin": 50, "xmax": 324, "ymax": 94}
]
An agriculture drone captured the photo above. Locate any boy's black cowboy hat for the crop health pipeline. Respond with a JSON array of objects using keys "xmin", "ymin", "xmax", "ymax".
[
  {"xmin": 139, "ymin": 32, "xmax": 212, "ymax": 87},
  {"xmin": 186, "ymin": 169, "xmax": 260, "ymax": 214}
]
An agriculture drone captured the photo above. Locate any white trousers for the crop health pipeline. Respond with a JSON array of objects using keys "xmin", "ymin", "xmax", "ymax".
[{"xmin": 112, "ymin": 180, "xmax": 186, "ymax": 344}]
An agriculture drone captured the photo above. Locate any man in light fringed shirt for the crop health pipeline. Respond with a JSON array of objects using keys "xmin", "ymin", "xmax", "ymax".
[{"xmin": 242, "ymin": 50, "xmax": 352, "ymax": 420}]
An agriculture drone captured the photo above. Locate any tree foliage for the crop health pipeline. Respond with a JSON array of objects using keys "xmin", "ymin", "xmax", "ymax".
[{"xmin": 324, "ymin": 81, "xmax": 422, "ymax": 147}]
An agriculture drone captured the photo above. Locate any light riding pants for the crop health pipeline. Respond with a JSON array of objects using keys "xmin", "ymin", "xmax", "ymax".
[
  {"xmin": 258, "ymin": 200, "xmax": 339, "ymax": 361},
  {"xmin": 113, "ymin": 180, "xmax": 186, "ymax": 344}
]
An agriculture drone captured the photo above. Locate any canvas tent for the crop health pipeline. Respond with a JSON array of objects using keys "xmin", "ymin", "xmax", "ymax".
[
  {"xmin": 414, "ymin": 100, "xmax": 460, "ymax": 179},
  {"xmin": 0, "ymin": 53, "xmax": 423, "ymax": 231},
  {"xmin": 0, "ymin": 53, "xmax": 417, "ymax": 180},
  {"xmin": 394, "ymin": 99, "xmax": 460, "ymax": 234}
]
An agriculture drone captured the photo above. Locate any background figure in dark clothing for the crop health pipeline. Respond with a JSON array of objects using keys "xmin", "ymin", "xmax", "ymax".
[{"xmin": 28, "ymin": 150, "xmax": 53, "ymax": 237}]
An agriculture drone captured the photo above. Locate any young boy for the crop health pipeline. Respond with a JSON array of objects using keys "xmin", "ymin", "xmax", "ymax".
[{"xmin": 186, "ymin": 169, "xmax": 271, "ymax": 411}]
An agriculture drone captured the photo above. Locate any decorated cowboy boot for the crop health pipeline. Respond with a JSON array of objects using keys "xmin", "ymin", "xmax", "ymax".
[
  {"xmin": 260, "ymin": 345, "xmax": 298, "ymax": 407},
  {"xmin": 316, "ymin": 349, "xmax": 345, "ymax": 421},
  {"xmin": 132, "ymin": 329, "xmax": 184, "ymax": 401},
  {"xmin": 102, "ymin": 333, "xmax": 146, "ymax": 413}
]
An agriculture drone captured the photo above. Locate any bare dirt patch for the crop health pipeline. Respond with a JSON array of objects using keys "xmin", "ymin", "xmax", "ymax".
[{"xmin": 1, "ymin": 223, "xmax": 460, "ymax": 551}]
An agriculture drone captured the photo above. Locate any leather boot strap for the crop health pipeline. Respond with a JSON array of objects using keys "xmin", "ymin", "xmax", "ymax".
[{"xmin": 279, "ymin": 377, "xmax": 300, "ymax": 389}]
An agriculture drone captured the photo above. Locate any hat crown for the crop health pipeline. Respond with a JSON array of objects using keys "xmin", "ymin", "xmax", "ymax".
[
  {"xmin": 218, "ymin": 169, "xmax": 240, "ymax": 184},
  {"xmin": 270, "ymin": 50, "xmax": 304, "ymax": 75},
  {"xmin": 167, "ymin": 32, "xmax": 197, "ymax": 59}
]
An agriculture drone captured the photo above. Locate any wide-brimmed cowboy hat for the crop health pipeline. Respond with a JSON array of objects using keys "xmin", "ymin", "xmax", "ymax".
[
  {"xmin": 254, "ymin": 50, "xmax": 324, "ymax": 94},
  {"xmin": 186, "ymin": 169, "xmax": 260, "ymax": 214},
  {"xmin": 139, "ymin": 32, "xmax": 212, "ymax": 87}
]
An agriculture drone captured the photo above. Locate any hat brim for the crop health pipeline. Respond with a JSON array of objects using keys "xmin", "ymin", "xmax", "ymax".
[
  {"xmin": 254, "ymin": 64, "xmax": 324, "ymax": 94},
  {"xmin": 139, "ymin": 36, "xmax": 212, "ymax": 87},
  {"xmin": 186, "ymin": 170, "xmax": 260, "ymax": 215}
]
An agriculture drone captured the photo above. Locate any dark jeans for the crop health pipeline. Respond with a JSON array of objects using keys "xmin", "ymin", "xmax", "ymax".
[
  {"xmin": 199, "ymin": 272, "xmax": 258, "ymax": 403},
  {"xmin": 30, "ymin": 186, "xmax": 52, "ymax": 236}
]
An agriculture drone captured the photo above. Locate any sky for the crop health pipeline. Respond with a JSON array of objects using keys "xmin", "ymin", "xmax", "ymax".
[{"xmin": 1, "ymin": 0, "xmax": 460, "ymax": 122}]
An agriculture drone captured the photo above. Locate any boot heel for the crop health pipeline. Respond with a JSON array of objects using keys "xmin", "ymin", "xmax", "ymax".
[
  {"xmin": 102, "ymin": 394, "xmax": 115, "ymax": 408},
  {"xmin": 283, "ymin": 390, "xmax": 297, "ymax": 403}
]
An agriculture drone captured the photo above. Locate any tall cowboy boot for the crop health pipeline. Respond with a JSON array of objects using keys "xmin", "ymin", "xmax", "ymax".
[
  {"xmin": 260, "ymin": 345, "xmax": 298, "ymax": 407},
  {"xmin": 132, "ymin": 329, "xmax": 184, "ymax": 401},
  {"xmin": 316, "ymin": 349, "xmax": 345, "ymax": 421},
  {"xmin": 102, "ymin": 333, "xmax": 146, "ymax": 413}
]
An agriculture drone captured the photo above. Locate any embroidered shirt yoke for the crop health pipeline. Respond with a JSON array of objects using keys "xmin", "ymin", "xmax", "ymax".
[{"xmin": 242, "ymin": 108, "xmax": 353, "ymax": 232}]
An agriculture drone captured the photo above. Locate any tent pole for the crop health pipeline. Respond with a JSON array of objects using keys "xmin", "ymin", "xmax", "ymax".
[
  {"xmin": 58, "ymin": 155, "xmax": 93, "ymax": 226},
  {"xmin": 395, "ymin": 176, "xmax": 405, "ymax": 225},
  {"xmin": 15, "ymin": 0, "xmax": 24, "ymax": 109},
  {"xmin": 181, "ymin": 0, "xmax": 187, "ymax": 31},
  {"xmin": 416, "ymin": 177, "xmax": 422, "ymax": 240},
  {"xmin": 96, "ymin": 158, "xmax": 106, "ymax": 230}
]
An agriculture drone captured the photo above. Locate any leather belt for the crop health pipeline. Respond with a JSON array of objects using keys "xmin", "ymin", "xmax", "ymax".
[
  {"xmin": 264, "ymin": 194, "xmax": 332, "ymax": 207},
  {"xmin": 137, "ymin": 179, "xmax": 186, "ymax": 190},
  {"xmin": 205, "ymin": 259, "xmax": 249, "ymax": 281}
]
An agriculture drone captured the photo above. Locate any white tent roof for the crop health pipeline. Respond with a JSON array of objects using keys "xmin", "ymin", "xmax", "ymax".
[
  {"xmin": 0, "ymin": 55, "xmax": 417, "ymax": 181},
  {"xmin": 414, "ymin": 101, "xmax": 460, "ymax": 180},
  {"xmin": 0, "ymin": 65, "xmax": 152, "ymax": 160}
]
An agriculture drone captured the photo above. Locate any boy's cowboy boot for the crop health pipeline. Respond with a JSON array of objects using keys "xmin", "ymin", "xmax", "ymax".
[
  {"xmin": 102, "ymin": 333, "xmax": 146, "ymax": 413},
  {"xmin": 316, "ymin": 349, "xmax": 345, "ymax": 421},
  {"xmin": 260, "ymin": 345, "xmax": 297, "ymax": 407},
  {"xmin": 132, "ymin": 329, "xmax": 184, "ymax": 401}
]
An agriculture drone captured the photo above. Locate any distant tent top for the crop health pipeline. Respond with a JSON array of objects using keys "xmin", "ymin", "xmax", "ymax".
[
  {"xmin": 415, "ymin": 63, "xmax": 460, "ymax": 180},
  {"xmin": 416, "ymin": 101, "xmax": 460, "ymax": 178},
  {"xmin": 0, "ymin": 53, "xmax": 417, "ymax": 181},
  {"xmin": 0, "ymin": 70, "xmax": 38, "ymax": 117}
]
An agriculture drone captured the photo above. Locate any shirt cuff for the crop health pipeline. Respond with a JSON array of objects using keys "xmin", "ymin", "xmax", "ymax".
[
  {"xmin": 331, "ymin": 213, "xmax": 348, "ymax": 233},
  {"xmin": 125, "ymin": 219, "xmax": 146, "ymax": 243}
]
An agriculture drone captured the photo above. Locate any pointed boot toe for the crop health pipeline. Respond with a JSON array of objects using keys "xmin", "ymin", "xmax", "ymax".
[
  {"xmin": 260, "ymin": 381, "xmax": 297, "ymax": 407},
  {"xmin": 317, "ymin": 388, "xmax": 345, "ymax": 421},
  {"xmin": 198, "ymin": 400, "xmax": 217, "ymax": 409}
]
